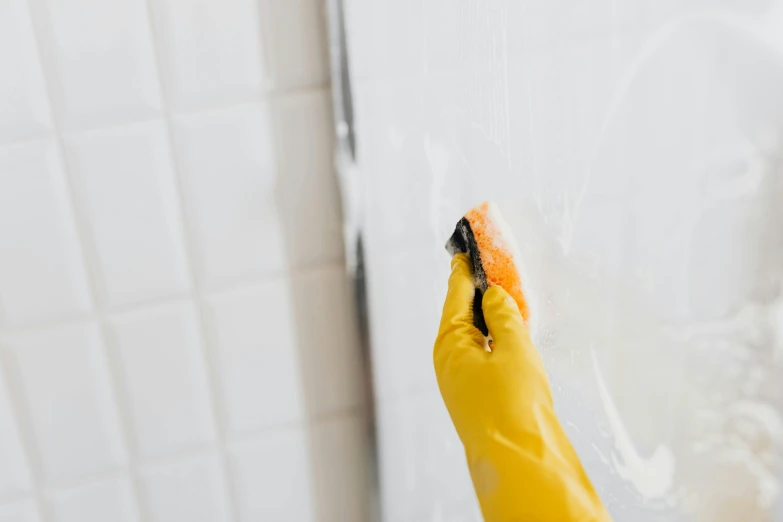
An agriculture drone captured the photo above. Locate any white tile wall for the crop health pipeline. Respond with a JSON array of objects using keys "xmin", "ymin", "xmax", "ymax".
[
  {"xmin": 6, "ymin": 322, "xmax": 127, "ymax": 485},
  {"xmin": 48, "ymin": 477, "xmax": 139, "ymax": 522},
  {"xmin": 110, "ymin": 303, "xmax": 217, "ymax": 459},
  {"xmin": 141, "ymin": 454, "xmax": 232, "ymax": 522},
  {"xmin": 310, "ymin": 415, "xmax": 370, "ymax": 522},
  {"xmin": 270, "ymin": 91, "xmax": 344, "ymax": 269},
  {"xmin": 0, "ymin": 499, "xmax": 41, "ymax": 522},
  {"xmin": 291, "ymin": 266, "xmax": 363, "ymax": 417},
  {"xmin": 0, "ymin": 369, "xmax": 31, "ymax": 499},
  {"xmin": 229, "ymin": 427, "xmax": 315, "ymax": 522},
  {"xmin": 0, "ymin": 0, "xmax": 369, "ymax": 521},
  {"xmin": 0, "ymin": 0, "xmax": 51, "ymax": 143},
  {"xmin": 65, "ymin": 121, "xmax": 190, "ymax": 308},
  {"xmin": 31, "ymin": 0, "xmax": 162, "ymax": 130},
  {"xmin": 172, "ymin": 103, "xmax": 286, "ymax": 289},
  {"xmin": 204, "ymin": 278, "xmax": 305, "ymax": 435},
  {"xmin": 261, "ymin": 0, "xmax": 329, "ymax": 90},
  {"xmin": 0, "ymin": 141, "xmax": 92, "ymax": 327},
  {"xmin": 150, "ymin": 0, "xmax": 266, "ymax": 111}
]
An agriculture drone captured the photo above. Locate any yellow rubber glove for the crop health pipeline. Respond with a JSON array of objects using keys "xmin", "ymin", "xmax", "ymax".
[{"xmin": 434, "ymin": 254, "xmax": 612, "ymax": 522}]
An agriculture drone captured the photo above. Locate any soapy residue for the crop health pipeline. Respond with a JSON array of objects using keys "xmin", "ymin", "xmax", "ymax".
[
  {"xmin": 591, "ymin": 350, "xmax": 676, "ymax": 500},
  {"xmin": 483, "ymin": 201, "xmax": 538, "ymax": 335},
  {"xmin": 730, "ymin": 401, "xmax": 783, "ymax": 506},
  {"xmin": 675, "ymin": 292, "xmax": 783, "ymax": 510}
]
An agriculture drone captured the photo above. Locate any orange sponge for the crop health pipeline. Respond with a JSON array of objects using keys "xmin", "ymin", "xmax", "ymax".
[{"xmin": 446, "ymin": 201, "xmax": 531, "ymax": 335}]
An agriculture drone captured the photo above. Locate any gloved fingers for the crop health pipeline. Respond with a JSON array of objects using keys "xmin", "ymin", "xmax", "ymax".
[
  {"xmin": 439, "ymin": 253, "xmax": 476, "ymax": 331},
  {"xmin": 434, "ymin": 254, "xmax": 485, "ymax": 364},
  {"xmin": 482, "ymin": 286, "xmax": 530, "ymax": 353}
]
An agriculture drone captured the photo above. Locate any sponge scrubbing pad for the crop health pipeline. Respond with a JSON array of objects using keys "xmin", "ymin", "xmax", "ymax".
[{"xmin": 445, "ymin": 201, "xmax": 531, "ymax": 336}]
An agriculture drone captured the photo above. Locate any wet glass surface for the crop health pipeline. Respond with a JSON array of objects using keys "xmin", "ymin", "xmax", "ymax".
[{"xmin": 345, "ymin": 3, "xmax": 783, "ymax": 520}]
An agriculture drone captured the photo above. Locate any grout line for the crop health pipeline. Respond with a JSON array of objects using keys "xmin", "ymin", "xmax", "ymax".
[
  {"xmin": 139, "ymin": 2, "xmax": 243, "ymax": 521},
  {"xmin": 0, "ymin": 130, "xmax": 56, "ymax": 151},
  {"xmin": 0, "ymin": 260, "xmax": 347, "ymax": 337},
  {"xmin": 9, "ymin": 3, "xmax": 110, "ymax": 522},
  {"xmin": 0, "ymin": 492, "xmax": 35, "ymax": 509},
  {"xmin": 98, "ymin": 319, "xmax": 152, "ymax": 522},
  {"xmin": 255, "ymin": 0, "xmax": 275, "ymax": 95},
  {"xmin": 0, "ymin": 444, "xmax": 218, "ymax": 504},
  {"xmin": 0, "ymin": 313, "xmax": 99, "ymax": 339},
  {"xmin": 8, "ymin": 260, "xmax": 348, "ymax": 325},
  {"xmin": 20, "ymin": 1, "xmax": 150, "ymax": 521},
  {"xmin": 0, "ymin": 84, "xmax": 332, "ymax": 153},
  {"xmin": 266, "ymin": 82, "xmax": 332, "ymax": 99},
  {"xmin": 0, "ymin": 404, "xmax": 364, "ymax": 509},
  {"xmin": 226, "ymin": 405, "xmax": 366, "ymax": 449},
  {"xmin": 0, "ymin": 344, "xmax": 50, "ymax": 520}
]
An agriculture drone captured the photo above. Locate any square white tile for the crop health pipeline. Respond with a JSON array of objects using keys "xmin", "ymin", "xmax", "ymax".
[
  {"xmin": 6, "ymin": 322, "xmax": 127, "ymax": 485},
  {"xmin": 0, "ymin": 367, "xmax": 32, "ymax": 498},
  {"xmin": 109, "ymin": 302, "xmax": 216, "ymax": 459},
  {"xmin": 35, "ymin": 0, "xmax": 161, "ymax": 129},
  {"xmin": 48, "ymin": 477, "xmax": 139, "ymax": 522},
  {"xmin": 151, "ymin": 0, "xmax": 265, "ymax": 110},
  {"xmin": 65, "ymin": 120, "xmax": 190, "ymax": 308},
  {"xmin": 141, "ymin": 453, "xmax": 231, "ymax": 522},
  {"xmin": 204, "ymin": 277, "xmax": 304, "ymax": 435},
  {"xmin": 291, "ymin": 266, "xmax": 362, "ymax": 416},
  {"xmin": 261, "ymin": 0, "xmax": 328, "ymax": 90},
  {"xmin": 229, "ymin": 427, "xmax": 315, "ymax": 522},
  {"xmin": 0, "ymin": 141, "xmax": 92, "ymax": 327},
  {"xmin": 172, "ymin": 103, "xmax": 286, "ymax": 289},
  {"xmin": 0, "ymin": 499, "xmax": 41, "ymax": 522},
  {"xmin": 0, "ymin": 0, "xmax": 52, "ymax": 142},
  {"xmin": 270, "ymin": 90, "xmax": 343, "ymax": 269},
  {"xmin": 310, "ymin": 415, "xmax": 369, "ymax": 522}
]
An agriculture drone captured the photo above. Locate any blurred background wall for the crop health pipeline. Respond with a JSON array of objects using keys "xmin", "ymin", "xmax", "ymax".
[{"xmin": 0, "ymin": 1, "xmax": 369, "ymax": 521}]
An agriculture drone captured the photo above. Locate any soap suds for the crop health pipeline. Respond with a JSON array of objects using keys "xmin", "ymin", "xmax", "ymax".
[{"xmin": 484, "ymin": 202, "xmax": 538, "ymax": 334}]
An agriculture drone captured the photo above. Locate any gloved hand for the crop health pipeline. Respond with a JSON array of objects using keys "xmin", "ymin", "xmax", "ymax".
[{"xmin": 434, "ymin": 253, "xmax": 611, "ymax": 522}]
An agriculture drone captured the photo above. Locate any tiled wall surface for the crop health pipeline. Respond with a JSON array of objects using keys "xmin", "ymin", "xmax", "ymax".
[
  {"xmin": 344, "ymin": 1, "xmax": 783, "ymax": 521},
  {"xmin": 0, "ymin": 1, "xmax": 369, "ymax": 521}
]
